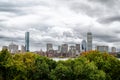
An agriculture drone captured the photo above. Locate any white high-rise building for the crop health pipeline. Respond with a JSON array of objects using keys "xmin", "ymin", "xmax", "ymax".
[
  {"xmin": 9, "ymin": 43, "xmax": 18, "ymax": 53},
  {"xmin": 21, "ymin": 45, "xmax": 25, "ymax": 53},
  {"xmin": 87, "ymin": 32, "xmax": 92, "ymax": 51}
]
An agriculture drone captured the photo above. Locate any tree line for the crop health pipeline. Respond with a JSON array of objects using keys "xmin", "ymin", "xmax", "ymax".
[{"xmin": 0, "ymin": 49, "xmax": 120, "ymax": 80}]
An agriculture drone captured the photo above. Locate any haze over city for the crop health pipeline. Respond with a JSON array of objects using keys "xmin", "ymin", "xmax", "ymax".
[{"xmin": 0, "ymin": 0, "xmax": 120, "ymax": 51}]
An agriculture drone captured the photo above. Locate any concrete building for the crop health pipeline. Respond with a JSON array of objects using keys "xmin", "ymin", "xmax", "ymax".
[
  {"xmin": 21, "ymin": 45, "xmax": 25, "ymax": 53},
  {"xmin": 69, "ymin": 46, "xmax": 76, "ymax": 57},
  {"xmin": 76, "ymin": 44, "xmax": 80, "ymax": 53},
  {"xmin": 96, "ymin": 46, "xmax": 109, "ymax": 52},
  {"xmin": 25, "ymin": 32, "xmax": 30, "ymax": 52},
  {"xmin": 47, "ymin": 43, "xmax": 53, "ymax": 51},
  {"xmin": 111, "ymin": 47, "xmax": 116, "ymax": 53},
  {"xmin": 9, "ymin": 43, "xmax": 18, "ymax": 53},
  {"xmin": 87, "ymin": 32, "xmax": 92, "ymax": 51},
  {"xmin": 61, "ymin": 44, "xmax": 68, "ymax": 53},
  {"xmin": 57, "ymin": 45, "xmax": 61, "ymax": 53}
]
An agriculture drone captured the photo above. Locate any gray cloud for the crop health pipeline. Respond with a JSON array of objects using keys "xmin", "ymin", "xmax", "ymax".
[
  {"xmin": 0, "ymin": 0, "xmax": 120, "ymax": 51},
  {"xmin": 98, "ymin": 15, "xmax": 120, "ymax": 24}
]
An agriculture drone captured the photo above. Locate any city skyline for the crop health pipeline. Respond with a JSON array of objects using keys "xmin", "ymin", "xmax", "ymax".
[{"xmin": 0, "ymin": 0, "xmax": 120, "ymax": 51}]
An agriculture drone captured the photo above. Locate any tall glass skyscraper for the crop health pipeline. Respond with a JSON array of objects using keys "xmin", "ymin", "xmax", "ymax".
[
  {"xmin": 87, "ymin": 32, "xmax": 92, "ymax": 51},
  {"xmin": 25, "ymin": 32, "xmax": 29, "ymax": 52}
]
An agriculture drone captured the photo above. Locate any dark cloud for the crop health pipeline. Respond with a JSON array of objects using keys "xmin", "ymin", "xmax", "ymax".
[
  {"xmin": 0, "ymin": 35, "xmax": 24, "ymax": 43},
  {"xmin": 0, "ymin": 0, "xmax": 120, "ymax": 51},
  {"xmin": 89, "ymin": 0, "xmax": 117, "ymax": 5},
  {"xmin": 93, "ymin": 34, "xmax": 120, "ymax": 43},
  {"xmin": 98, "ymin": 15, "xmax": 120, "ymax": 24}
]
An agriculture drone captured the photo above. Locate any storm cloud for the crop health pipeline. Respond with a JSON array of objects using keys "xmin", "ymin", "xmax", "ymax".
[{"xmin": 0, "ymin": 0, "xmax": 120, "ymax": 51}]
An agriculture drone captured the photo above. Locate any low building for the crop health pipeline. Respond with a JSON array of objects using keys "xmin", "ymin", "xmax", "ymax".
[
  {"xmin": 111, "ymin": 47, "xmax": 116, "ymax": 53},
  {"xmin": 9, "ymin": 43, "xmax": 19, "ymax": 54},
  {"xmin": 96, "ymin": 46, "xmax": 109, "ymax": 52}
]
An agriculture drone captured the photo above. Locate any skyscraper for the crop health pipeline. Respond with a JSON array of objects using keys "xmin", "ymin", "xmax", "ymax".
[
  {"xmin": 76, "ymin": 44, "xmax": 80, "ymax": 53},
  {"xmin": 81, "ymin": 40, "xmax": 87, "ymax": 52},
  {"xmin": 25, "ymin": 32, "xmax": 29, "ymax": 52},
  {"xmin": 61, "ymin": 44, "xmax": 68, "ymax": 53},
  {"xmin": 87, "ymin": 32, "xmax": 92, "ymax": 51},
  {"xmin": 47, "ymin": 43, "xmax": 53, "ymax": 51}
]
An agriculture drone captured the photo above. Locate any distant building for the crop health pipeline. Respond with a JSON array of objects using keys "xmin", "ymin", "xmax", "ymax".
[
  {"xmin": 25, "ymin": 32, "xmax": 30, "ymax": 52},
  {"xmin": 111, "ymin": 47, "xmax": 116, "ymax": 53},
  {"xmin": 69, "ymin": 46, "xmax": 76, "ymax": 57},
  {"xmin": 2, "ymin": 46, "xmax": 8, "ymax": 50},
  {"xmin": 76, "ymin": 44, "xmax": 80, "ymax": 53},
  {"xmin": 21, "ymin": 45, "xmax": 25, "ymax": 53},
  {"xmin": 87, "ymin": 32, "xmax": 92, "ymax": 51},
  {"xmin": 47, "ymin": 43, "xmax": 53, "ymax": 51},
  {"xmin": 81, "ymin": 40, "xmax": 87, "ymax": 52},
  {"xmin": 96, "ymin": 46, "xmax": 109, "ymax": 52},
  {"xmin": 61, "ymin": 44, "xmax": 68, "ymax": 53},
  {"xmin": 9, "ymin": 43, "xmax": 18, "ymax": 53},
  {"xmin": 58, "ymin": 45, "xmax": 61, "ymax": 53}
]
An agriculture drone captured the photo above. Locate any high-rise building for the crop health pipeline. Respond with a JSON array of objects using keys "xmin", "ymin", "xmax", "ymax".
[
  {"xmin": 25, "ymin": 32, "xmax": 30, "ymax": 52},
  {"xmin": 47, "ymin": 43, "xmax": 53, "ymax": 51},
  {"xmin": 111, "ymin": 47, "xmax": 116, "ymax": 53},
  {"xmin": 81, "ymin": 40, "xmax": 87, "ymax": 52},
  {"xmin": 61, "ymin": 44, "xmax": 68, "ymax": 53},
  {"xmin": 87, "ymin": 32, "xmax": 92, "ymax": 51},
  {"xmin": 96, "ymin": 46, "xmax": 109, "ymax": 52},
  {"xmin": 69, "ymin": 46, "xmax": 76, "ymax": 57},
  {"xmin": 9, "ymin": 43, "xmax": 18, "ymax": 53},
  {"xmin": 21, "ymin": 45, "xmax": 25, "ymax": 53},
  {"xmin": 76, "ymin": 44, "xmax": 80, "ymax": 53}
]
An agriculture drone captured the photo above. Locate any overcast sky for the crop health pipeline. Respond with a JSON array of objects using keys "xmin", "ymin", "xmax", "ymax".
[{"xmin": 0, "ymin": 0, "xmax": 120, "ymax": 51}]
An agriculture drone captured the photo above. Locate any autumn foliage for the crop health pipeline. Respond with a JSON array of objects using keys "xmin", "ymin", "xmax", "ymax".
[{"xmin": 0, "ymin": 49, "xmax": 120, "ymax": 80}]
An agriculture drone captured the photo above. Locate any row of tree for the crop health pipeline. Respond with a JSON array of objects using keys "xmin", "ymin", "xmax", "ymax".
[{"xmin": 0, "ymin": 49, "xmax": 120, "ymax": 80}]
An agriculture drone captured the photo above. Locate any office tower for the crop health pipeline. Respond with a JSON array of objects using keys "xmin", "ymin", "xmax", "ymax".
[
  {"xmin": 111, "ymin": 47, "xmax": 116, "ymax": 53},
  {"xmin": 96, "ymin": 46, "xmax": 109, "ymax": 52},
  {"xmin": 69, "ymin": 46, "xmax": 76, "ymax": 56},
  {"xmin": 25, "ymin": 32, "xmax": 30, "ymax": 52},
  {"xmin": 76, "ymin": 44, "xmax": 80, "ymax": 53},
  {"xmin": 57, "ymin": 45, "xmax": 61, "ymax": 53},
  {"xmin": 81, "ymin": 40, "xmax": 87, "ymax": 52},
  {"xmin": 21, "ymin": 45, "xmax": 25, "ymax": 53},
  {"xmin": 9, "ymin": 43, "xmax": 18, "ymax": 53},
  {"xmin": 87, "ymin": 32, "xmax": 92, "ymax": 51},
  {"xmin": 61, "ymin": 44, "xmax": 68, "ymax": 53},
  {"xmin": 47, "ymin": 43, "xmax": 53, "ymax": 51}
]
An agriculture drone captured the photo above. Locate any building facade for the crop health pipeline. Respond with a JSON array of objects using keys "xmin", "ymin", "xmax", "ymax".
[
  {"xmin": 76, "ymin": 44, "xmax": 80, "ymax": 53},
  {"xmin": 111, "ymin": 47, "xmax": 116, "ymax": 53},
  {"xmin": 25, "ymin": 32, "xmax": 30, "ymax": 52},
  {"xmin": 96, "ymin": 46, "xmax": 109, "ymax": 52},
  {"xmin": 87, "ymin": 32, "xmax": 92, "ymax": 51},
  {"xmin": 61, "ymin": 44, "xmax": 68, "ymax": 53},
  {"xmin": 9, "ymin": 43, "xmax": 18, "ymax": 53},
  {"xmin": 46, "ymin": 43, "xmax": 53, "ymax": 51},
  {"xmin": 81, "ymin": 40, "xmax": 87, "ymax": 52}
]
